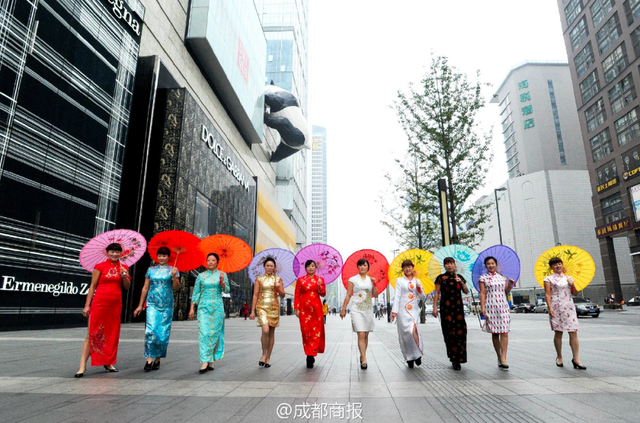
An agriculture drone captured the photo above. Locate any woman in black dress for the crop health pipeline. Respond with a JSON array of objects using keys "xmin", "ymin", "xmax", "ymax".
[{"xmin": 432, "ymin": 257, "xmax": 469, "ymax": 370}]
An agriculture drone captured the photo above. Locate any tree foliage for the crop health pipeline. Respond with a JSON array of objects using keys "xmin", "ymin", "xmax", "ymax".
[{"xmin": 383, "ymin": 55, "xmax": 493, "ymax": 248}]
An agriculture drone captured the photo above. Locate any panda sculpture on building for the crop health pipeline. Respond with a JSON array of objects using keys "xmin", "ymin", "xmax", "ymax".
[{"xmin": 263, "ymin": 84, "xmax": 310, "ymax": 162}]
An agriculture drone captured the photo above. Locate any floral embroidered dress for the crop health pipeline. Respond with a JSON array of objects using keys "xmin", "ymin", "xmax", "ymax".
[
  {"xmin": 545, "ymin": 273, "xmax": 579, "ymax": 332},
  {"xmin": 478, "ymin": 272, "xmax": 510, "ymax": 334},
  {"xmin": 392, "ymin": 276, "xmax": 426, "ymax": 361},
  {"xmin": 192, "ymin": 270, "xmax": 229, "ymax": 362},
  {"xmin": 90, "ymin": 260, "xmax": 128, "ymax": 366},
  {"xmin": 348, "ymin": 275, "xmax": 375, "ymax": 332},
  {"xmin": 144, "ymin": 265, "xmax": 179, "ymax": 358},
  {"xmin": 435, "ymin": 272, "xmax": 468, "ymax": 364},
  {"xmin": 294, "ymin": 275, "xmax": 326, "ymax": 356}
]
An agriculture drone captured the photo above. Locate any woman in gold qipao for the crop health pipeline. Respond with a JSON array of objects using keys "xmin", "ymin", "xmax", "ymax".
[{"xmin": 250, "ymin": 257, "xmax": 285, "ymax": 368}]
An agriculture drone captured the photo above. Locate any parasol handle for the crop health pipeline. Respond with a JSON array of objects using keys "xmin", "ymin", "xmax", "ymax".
[{"xmin": 172, "ymin": 251, "xmax": 180, "ymax": 275}]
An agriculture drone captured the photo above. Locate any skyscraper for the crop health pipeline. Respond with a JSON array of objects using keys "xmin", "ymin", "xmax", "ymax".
[
  {"xmin": 310, "ymin": 126, "xmax": 327, "ymax": 244},
  {"xmin": 255, "ymin": 0, "xmax": 309, "ymax": 250},
  {"xmin": 556, "ymin": 0, "xmax": 640, "ymax": 300}
]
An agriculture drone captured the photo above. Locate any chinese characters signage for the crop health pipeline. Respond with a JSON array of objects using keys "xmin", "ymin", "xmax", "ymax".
[
  {"xmin": 597, "ymin": 177, "xmax": 618, "ymax": 193},
  {"xmin": 519, "ymin": 80, "xmax": 534, "ymax": 129},
  {"xmin": 595, "ymin": 217, "xmax": 631, "ymax": 238},
  {"xmin": 237, "ymin": 37, "xmax": 249, "ymax": 84}
]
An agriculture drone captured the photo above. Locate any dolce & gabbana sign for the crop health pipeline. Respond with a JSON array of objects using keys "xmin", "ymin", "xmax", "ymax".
[
  {"xmin": 1, "ymin": 276, "xmax": 89, "ymax": 297},
  {"xmin": 104, "ymin": 0, "xmax": 142, "ymax": 36},
  {"xmin": 201, "ymin": 125, "xmax": 251, "ymax": 191}
]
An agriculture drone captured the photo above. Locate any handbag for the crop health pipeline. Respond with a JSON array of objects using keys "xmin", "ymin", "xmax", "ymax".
[{"xmin": 481, "ymin": 317, "xmax": 492, "ymax": 333}]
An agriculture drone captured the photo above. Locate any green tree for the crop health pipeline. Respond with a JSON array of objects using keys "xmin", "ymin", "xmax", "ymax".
[{"xmin": 386, "ymin": 55, "xmax": 492, "ymax": 247}]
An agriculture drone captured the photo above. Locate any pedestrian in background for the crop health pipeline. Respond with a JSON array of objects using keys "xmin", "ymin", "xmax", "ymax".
[
  {"xmin": 75, "ymin": 243, "xmax": 130, "ymax": 377},
  {"xmin": 133, "ymin": 246, "xmax": 180, "ymax": 371},
  {"xmin": 433, "ymin": 257, "xmax": 469, "ymax": 371},
  {"xmin": 478, "ymin": 256, "xmax": 514, "ymax": 369},
  {"xmin": 189, "ymin": 253, "xmax": 229, "ymax": 374},
  {"xmin": 391, "ymin": 260, "xmax": 426, "ymax": 368},
  {"xmin": 249, "ymin": 257, "xmax": 285, "ymax": 368},
  {"xmin": 544, "ymin": 257, "xmax": 586, "ymax": 370},
  {"xmin": 294, "ymin": 260, "xmax": 326, "ymax": 368},
  {"xmin": 340, "ymin": 258, "xmax": 378, "ymax": 369}
]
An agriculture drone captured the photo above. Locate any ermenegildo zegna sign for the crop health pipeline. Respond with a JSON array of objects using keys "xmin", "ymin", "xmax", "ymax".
[
  {"xmin": 1, "ymin": 277, "xmax": 89, "ymax": 297},
  {"xmin": 103, "ymin": 0, "xmax": 143, "ymax": 37}
]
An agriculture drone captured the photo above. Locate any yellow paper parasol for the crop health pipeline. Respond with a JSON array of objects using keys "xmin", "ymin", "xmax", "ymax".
[
  {"xmin": 534, "ymin": 245, "xmax": 596, "ymax": 291},
  {"xmin": 388, "ymin": 249, "xmax": 434, "ymax": 294}
]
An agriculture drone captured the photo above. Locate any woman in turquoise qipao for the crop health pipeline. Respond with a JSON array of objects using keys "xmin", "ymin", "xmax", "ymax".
[
  {"xmin": 134, "ymin": 247, "xmax": 181, "ymax": 371},
  {"xmin": 189, "ymin": 252, "xmax": 229, "ymax": 373}
]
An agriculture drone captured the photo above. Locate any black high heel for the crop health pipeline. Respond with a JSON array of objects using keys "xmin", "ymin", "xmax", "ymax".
[
  {"xmin": 259, "ymin": 361, "xmax": 265, "ymax": 366},
  {"xmin": 264, "ymin": 362, "xmax": 271, "ymax": 368},
  {"xmin": 104, "ymin": 365, "xmax": 118, "ymax": 372},
  {"xmin": 556, "ymin": 360, "xmax": 564, "ymax": 367},
  {"xmin": 144, "ymin": 361, "xmax": 153, "ymax": 372},
  {"xmin": 152, "ymin": 360, "xmax": 160, "ymax": 370},
  {"xmin": 74, "ymin": 372, "xmax": 84, "ymax": 378},
  {"xmin": 571, "ymin": 359, "xmax": 586, "ymax": 370}
]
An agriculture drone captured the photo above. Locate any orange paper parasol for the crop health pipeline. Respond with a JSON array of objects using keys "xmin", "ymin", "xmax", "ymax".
[{"xmin": 198, "ymin": 234, "xmax": 253, "ymax": 273}]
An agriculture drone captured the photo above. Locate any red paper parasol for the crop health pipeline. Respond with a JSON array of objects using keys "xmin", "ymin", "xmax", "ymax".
[
  {"xmin": 198, "ymin": 234, "xmax": 253, "ymax": 273},
  {"xmin": 79, "ymin": 229, "xmax": 147, "ymax": 272},
  {"xmin": 341, "ymin": 249, "xmax": 389, "ymax": 293},
  {"xmin": 148, "ymin": 230, "xmax": 202, "ymax": 272},
  {"xmin": 294, "ymin": 243, "xmax": 343, "ymax": 284}
]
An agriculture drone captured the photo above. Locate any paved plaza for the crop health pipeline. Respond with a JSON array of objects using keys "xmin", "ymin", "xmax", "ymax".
[{"xmin": 1, "ymin": 308, "xmax": 639, "ymax": 422}]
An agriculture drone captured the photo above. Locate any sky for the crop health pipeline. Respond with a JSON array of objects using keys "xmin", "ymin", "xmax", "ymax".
[{"xmin": 307, "ymin": 0, "xmax": 571, "ymax": 262}]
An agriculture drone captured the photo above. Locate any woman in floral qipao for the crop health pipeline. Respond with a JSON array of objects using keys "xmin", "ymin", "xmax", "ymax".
[{"xmin": 294, "ymin": 260, "xmax": 326, "ymax": 369}]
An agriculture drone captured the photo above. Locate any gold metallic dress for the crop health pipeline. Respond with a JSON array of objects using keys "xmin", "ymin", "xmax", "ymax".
[{"xmin": 256, "ymin": 274, "xmax": 282, "ymax": 327}]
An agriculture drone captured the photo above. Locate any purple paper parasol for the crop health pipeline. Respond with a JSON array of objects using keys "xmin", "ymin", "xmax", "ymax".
[
  {"xmin": 248, "ymin": 248, "xmax": 299, "ymax": 288},
  {"xmin": 79, "ymin": 229, "xmax": 147, "ymax": 272},
  {"xmin": 471, "ymin": 245, "xmax": 521, "ymax": 292},
  {"xmin": 294, "ymin": 243, "xmax": 343, "ymax": 284}
]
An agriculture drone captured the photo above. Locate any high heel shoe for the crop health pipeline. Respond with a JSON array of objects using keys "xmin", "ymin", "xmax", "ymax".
[
  {"xmin": 144, "ymin": 361, "xmax": 153, "ymax": 372},
  {"xmin": 199, "ymin": 364, "xmax": 208, "ymax": 374},
  {"xmin": 556, "ymin": 360, "xmax": 563, "ymax": 367},
  {"xmin": 571, "ymin": 359, "xmax": 586, "ymax": 370},
  {"xmin": 74, "ymin": 371, "xmax": 84, "ymax": 378},
  {"xmin": 259, "ymin": 361, "xmax": 265, "ymax": 366},
  {"xmin": 152, "ymin": 360, "xmax": 160, "ymax": 370},
  {"xmin": 361, "ymin": 362, "xmax": 368, "ymax": 370},
  {"xmin": 264, "ymin": 362, "xmax": 271, "ymax": 368},
  {"xmin": 104, "ymin": 365, "xmax": 118, "ymax": 372}
]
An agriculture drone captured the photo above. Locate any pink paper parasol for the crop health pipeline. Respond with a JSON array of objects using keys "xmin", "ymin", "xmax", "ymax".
[
  {"xmin": 294, "ymin": 243, "xmax": 343, "ymax": 284},
  {"xmin": 79, "ymin": 229, "xmax": 147, "ymax": 272}
]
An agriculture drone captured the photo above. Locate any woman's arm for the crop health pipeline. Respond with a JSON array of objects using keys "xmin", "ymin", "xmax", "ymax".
[
  {"xmin": 171, "ymin": 268, "xmax": 181, "ymax": 292},
  {"xmin": 276, "ymin": 277, "xmax": 286, "ymax": 298},
  {"xmin": 189, "ymin": 275, "xmax": 202, "ymax": 320},
  {"xmin": 293, "ymin": 278, "xmax": 302, "ymax": 318},
  {"xmin": 318, "ymin": 277, "xmax": 326, "ymax": 297},
  {"xmin": 391, "ymin": 280, "xmax": 400, "ymax": 322},
  {"xmin": 340, "ymin": 281, "xmax": 354, "ymax": 319},
  {"xmin": 505, "ymin": 276, "xmax": 514, "ymax": 295},
  {"xmin": 432, "ymin": 280, "xmax": 440, "ymax": 318},
  {"xmin": 82, "ymin": 269, "xmax": 101, "ymax": 318},
  {"xmin": 220, "ymin": 272, "xmax": 230, "ymax": 293},
  {"xmin": 120, "ymin": 265, "xmax": 131, "ymax": 290},
  {"xmin": 249, "ymin": 277, "xmax": 261, "ymax": 320},
  {"xmin": 544, "ymin": 280, "xmax": 554, "ymax": 318},
  {"xmin": 133, "ymin": 277, "xmax": 151, "ymax": 317},
  {"xmin": 479, "ymin": 279, "xmax": 486, "ymax": 316},
  {"xmin": 458, "ymin": 276, "xmax": 469, "ymax": 294}
]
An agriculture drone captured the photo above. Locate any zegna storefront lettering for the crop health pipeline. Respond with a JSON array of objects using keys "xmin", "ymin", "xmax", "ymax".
[
  {"xmin": 1, "ymin": 276, "xmax": 89, "ymax": 297},
  {"xmin": 105, "ymin": 0, "xmax": 141, "ymax": 36},
  {"xmin": 201, "ymin": 125, "xmax": 251, "ymax": 191}
]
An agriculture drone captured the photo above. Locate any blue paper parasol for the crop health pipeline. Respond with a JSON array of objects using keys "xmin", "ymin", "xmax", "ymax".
[
  {"xmin": 248, "ymin": 248, "xmax": 299, "ymax": 288},
  {"xmin": 471, "ymin": 245, "xmax": 521, "ymax": 292},
  {"xmin": 428, "ymin": 244, "xmax": 478, "ymax": 291}
]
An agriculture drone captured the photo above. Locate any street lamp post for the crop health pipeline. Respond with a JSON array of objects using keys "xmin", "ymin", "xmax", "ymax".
[{"xmin": 494, "ymin": 187, "xmax": 507, "ymax": 245}]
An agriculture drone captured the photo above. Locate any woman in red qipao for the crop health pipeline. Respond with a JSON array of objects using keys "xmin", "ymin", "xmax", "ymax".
[
  {"xmin": 294, "ymin": 260, "xmax": 326, "ymax": 369},
  {"xmin": 75, "ymin": 243, "xmax": 131, "ymax": 377}
]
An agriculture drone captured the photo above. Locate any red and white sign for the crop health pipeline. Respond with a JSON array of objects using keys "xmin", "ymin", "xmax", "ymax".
[{"xmin": 237, "ymin": 38, "xmax": 249, "ymax": 84}]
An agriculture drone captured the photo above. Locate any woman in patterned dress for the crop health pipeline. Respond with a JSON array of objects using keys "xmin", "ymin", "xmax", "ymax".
[
  {"xmin": 391, "ymin": 260, "xmax": 426, "ymax": 368},
  {"xmin": 133, "ymin": 247, "xmax": 181, "ymax": 371},
  {"xmin": 249, "ymin": 257, "xmax": 285, "ymax": 368},
  {"xmin": 189, "ymin": 252, "xmax": 229, "ymax": 373},
  {"xmin": 294, "ymin": 260, "xmax": 326, "ymax": 369},
  {"xmin": 75, "ymin": 243, "xmax": 130, "ymax": 377},
  {"xmin": 544, "ymin": 257, "xmax": 586, "ymax": 370},
  {"xmin": 479, "ymin": 256, "xmax": 515, "ymax": 369},
  {"xmin": 433, "ymin": 257, "xmax": 469, "ymax": 370},
  {"xmin": 340, "ymin": 258, "xmax": 379, "ymax": 369}
]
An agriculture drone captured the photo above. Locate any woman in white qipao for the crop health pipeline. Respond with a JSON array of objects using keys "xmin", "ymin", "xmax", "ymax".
[{"xmin": 391, "ymin": 259, "xmax": 426, "ymax": 368}]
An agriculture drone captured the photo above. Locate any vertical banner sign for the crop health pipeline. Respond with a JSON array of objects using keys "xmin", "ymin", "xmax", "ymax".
[{"xmin": 631, "ymin": 184, "xmax": 640, "ymax": 221}]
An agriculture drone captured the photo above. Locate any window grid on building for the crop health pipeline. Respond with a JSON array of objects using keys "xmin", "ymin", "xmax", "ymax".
[
  {"xmin": 575, "ymin": 42, "xmax": 595, "ymax": 77},
  {"xmin": 602, "ymin": 43, "xmax": 628, "ymax": 83},
  {"xmin": 596, "ymin": 13, "xmax": 621, "ymax": 54},
  {"xmin": 585, "ymin": 98, "xmax": 607, "ymax": 132},
  {"xmin": 580, "ymin": 70, "xmax": 601, "ymax": 103},
  {"xmin": 608, "ymin": 73, "xmax": 636, "ymax": 114},
  {"xmin": 615, "ymin": 107, "xmax": 640, "ymax": 146},
  {"xmin": 590, "ymin": 127, "xmax": 613, "ymax": 161}
]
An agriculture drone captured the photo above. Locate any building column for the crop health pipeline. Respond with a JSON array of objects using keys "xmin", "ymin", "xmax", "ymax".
[
  {"xmin": 629, "ymin": 231, "xmax": 640, "ymax": 297},
  {"xmin": 600, "ymin": 237, "xmax": 623, "ymax": 302}
]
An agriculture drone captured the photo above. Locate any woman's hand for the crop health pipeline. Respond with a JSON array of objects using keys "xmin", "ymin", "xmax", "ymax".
[
  {"xmin": 294, "ymin": 309, "xmax": 300, "ymax": 318},
  {"xmin": 370, "ymin": 277, "xmax": 376, "ymax": 284},
  {"xmin": 339, "ymin": 309, "xmax": 346, "ymax": 319},
  {"xmin": 548, "ymin": 307, "xmax": 555, "ymax": 318},
  {"xmin": 171, "ymin": 267, "xmax": 178, "ymax": 277},
  {"xmin": 249, "ymin": 312, "xmax": 255, "ymax": 320},
  {"xmin": 133, "ymin": 306, "xmax": 143, "ymax": 317},
  {"xmin": 82, "ymin": 306, "xmax": 90, "ymax": 318},
  {"xmin": 391, "ymin": 312, "xmax": 397, "ymax": 322},
  {"xmin": 188, "ymin": 308, "xmax": 195, "ymax": 320},
  {"xmin": 432, "ymin": 308, "xmax": 438, "ymax": 318},
  {"xmin": 480, "ymin": 308, "xmax": 486, "ymax": 318},
  {"xmin": 120, "ymin": 267, "xmax": 129, "ymax": 278}
]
